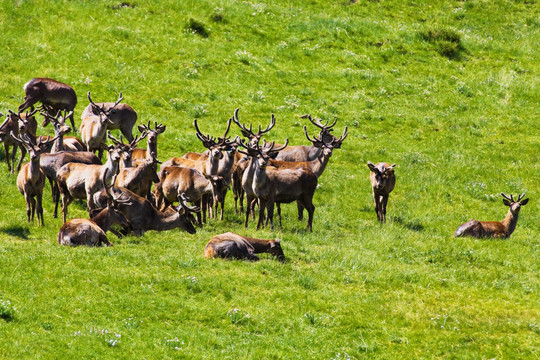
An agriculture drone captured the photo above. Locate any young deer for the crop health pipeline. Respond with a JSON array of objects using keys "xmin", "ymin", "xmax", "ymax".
[
  {"xmin": 11, "ymin": 133, "xmax": 57, "ymax": 225},
  {"xmin": 57, "ymin": 170, "xmax": 131, "ymax": 246},
  {"xmin": 204, "ymin": 232, "xmax": 285, "ymax": 262},
  {"xmin": 367, "ymin": 161, "xmax": 396, "ymax": 223},
  {"xmin": 454, "ymin": 193, "xmax": 529, "ymax": 239}
]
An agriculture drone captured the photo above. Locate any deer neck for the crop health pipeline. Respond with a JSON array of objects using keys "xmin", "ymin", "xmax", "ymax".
[
  {"xmin": 146, "ymin": 140, "xmax": 157, "ymax": 159},
  {"xmin": 311, "ymin": 150, "xmax": 331, "ymax": 177},
  {"xmin": 501, "ymin": 209, "xmax": 519, "ymax": 237},
  {"xmin": 52, "ymin": 133, "xmax": 64, "ymax": 153},
  {"xmin": 206, "ymin": 155, "xmax": 220, "ymax": 175},
  {"xmin": 253, "ymin": 161, "xmax": 269, "ymax": 194},
  {"xmin": 91, "ymin": 208, "xmax": 114, "ymax": 232},
  {"xmin": 28, "ymin": 155, "xmax": 42, "ymax": 180},
  {"xmin": 309, "ymin": 146, "xmax": 323, "ymax": 160},
  {"xmin": 103, "ymin": 158, "xmax": 119, "ymax": 183},
  {"xmin": 243, "ymin": 236, "xmax": 272, "ymax": 253},
  {"xmin": 154, "ymin": 211, "xmax": 183, "ymax": 231}
]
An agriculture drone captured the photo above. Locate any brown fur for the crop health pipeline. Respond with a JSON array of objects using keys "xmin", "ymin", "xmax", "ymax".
[
  {"xmin": 204, "ymin": 232, "xmax": 285, "ymax": 262},
  {"xmin": 368, "ymin": 161, "xmax": 396, "ymax": 223}
]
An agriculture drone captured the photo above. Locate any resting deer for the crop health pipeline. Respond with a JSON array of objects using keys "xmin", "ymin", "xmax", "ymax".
[
  {"xmin": 56, "ymin": 143, "xmax": 123, "ymax": 222},
  {"xmin": 10, "ymin": 132, "xmax": 57, "ymax": 225},
  {"xmin": 454, "ymin": 193, "xmax": 529, "ymax": 239},
  {"xmin": 57, "ymin": 170, "xmax": 131, "ymax": 246},
  {"xmin": 18, "ymin": 78, "xmax": 77, "ymax": 130},
  {"xmin": 204, "ymin": 232, "xmax": 285, "ymax": 262},
  {"xmin": 154, "ymin": 166, "xmax": 228, "ymax": 224},
  {"xmin": 81, "ymin": 96, "xmax": 137, "ymax": 141},
  {"xmin": 80, "ymin": 92, "xmax": 123, "ymax": 158},
  {"xmin": 131, "ymin": 121, "xmax": 166, "ymax": 166},
  {"xmin": 367, "ymin": 161, "xmax": 396, "ymax": 223},
  {"xmin": 93, "ymin": 187, "xmax": 199, "ymax": 236}
]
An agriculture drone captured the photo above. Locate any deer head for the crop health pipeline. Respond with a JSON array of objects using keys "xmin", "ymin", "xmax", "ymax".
[
  {"xmin": 10, "ymin": 132, "xmax": 57, "ymax": 159},
  {"xmin": 501, "ymin": 193, "xmax": 529, "ymax": 215},
  {"xmin": 232, "ymin": 108, "xmax": 276, "ymax": 146},
  {"xmin": 88, "ymin": 91, "xmax": 123, "ymax": 125},
  {"xmin": 137, "ymin": 121, "xmax": 166, "ymax": 146},
  {"xmin": 367, "ymin": 161, "xmax": 396, "ymax": 192}
]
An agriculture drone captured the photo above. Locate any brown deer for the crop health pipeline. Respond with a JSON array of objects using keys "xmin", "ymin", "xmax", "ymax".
[
  {"xmin": 93, "ymin": 187, "xmax": 199, "ymax": 236},
  {"xmin": 18, "ymin": 78, "xmax": 78, "ymax": 130},
  {"xmin": 131, "ymin": 121, "xmax": 166, "ymax": 166},
  {"xmin": 40, "ymin": 109, "xmax": 85, "ymax": 152},
  {"xmin": 239, "ymin": 138, "xmax": 318, "ymax": 231},
  {"xmin": 367, "ymin": 161, "xmax": 396, "ymax": 223},
  {"xmin": 116, "ymin": 153, "xmax": 160, "ymax": 200},
  {"xmin": 10, "ymin": 132, "xmax": 58, "ymax": 225},
  {"xmin": 154, "ymin": 166, "xmax": 228, "ymax": 224},
  {"xmin": 56, "ymin": 144, "xmax": 123, "ymax": 222},
  {"xmin": 204, "ymin": 232, "xmax": 285, "ymax": 262},
  {"xmin": 0, "ymin": 111, "xmax": 28, "ymax": 173},
  {"xmin": 107, "ymin": 131, "xmax": 142, "ymax": 170},
  {"xmin": 454, "ymin": 193, "xmax": 529, "ymax": 238},
  {"xmin": 80, "ymin": 96, "xmax": 137, "ymax": 141},
  {"xmin": 80, "ymin": 92, "xmax": 123, "ymax": 158},
  {"xmin": 57, "ymin": 170, "xmax": 131, "ymax": 246}
]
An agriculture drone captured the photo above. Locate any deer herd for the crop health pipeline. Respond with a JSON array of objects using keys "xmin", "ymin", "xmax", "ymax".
[{"xmin": 0, "ymin": 78, "xmax": 530, "ymax": 261}]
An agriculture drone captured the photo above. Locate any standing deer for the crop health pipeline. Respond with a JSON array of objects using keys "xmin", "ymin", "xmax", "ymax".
[
  {"xmin": 0, "ymin": 111, "xmax": 28, "ymax": 173},
  {"xmin": 239, "ymin": 138, "xmax": 318, "ymax": 231},
  {"xmin": 40, "ymin": 110, "xmax": 85, "ymax": 152},
  {"xmin": 367, "ymin": 161, "xmax": 396, "ymax": 223},
  {"xmin": 10, "ymin": 133, "xmax": 57, "ymax": 225},
  {"xmin": 204, "ymin": 232, "xmax": 285, "ymax": 262},
  {"xmin": 56, "ymin": 144, "xmax": 123, "ymax": 222},
  {"xmin": 81, "ymin": 95, "xmax": 137, "ymax": 141},
  {"xmin": 454, "ymin": 193, "xmax": 529, "ymax": 238},
  {"xmin": 18, "ymin": 78, "xmax": 77, "ymax": 130},
  {"xmin": 131, "ymin": 121, "xmax": 166, "ymax": 166},
  {"xmin": 57, "ymin": 170, "xmax": 131, "ymax": 246},
  {"xmin": 80, "ymin": 92, "xmax": 123, "ymax": 158}
]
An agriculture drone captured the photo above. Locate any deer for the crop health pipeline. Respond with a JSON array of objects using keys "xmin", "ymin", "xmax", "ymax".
[
  {"xmin": 56, "ymin": 143, "xmax": 123, "ymax": 223},
  {"xmin": 107, "ymin": 132, "xmax": 142, "ymax": 170},
  {"xmin": 367, "ymin": 161, "xmax": 396, "ymax": 223},
  {"xmin": 80, "ymin": 92, "xmax": 123, "ymax": 158},
  {"xmin": 238, "ymin": 138, "xmax": 318, "ymax": 231},
  {"xmin": 0, "ymin": 111, "xmax": 28, "ymax": 173},
  {"xmin": 131, "ymin": 121, "xmax": 166, "ymax": 166},
  {"xmin": 154, "ymin": 166, "xmax": 228, "ymax": 224},
  {"xmin": 454, "ymin": 193, "xmax": 529, "ymax": 239},
  {"xmin": 18, "ymin": 78, "xmax": 78, "ymax": 130},
  {"xmin": 10, "ymin": 132, "xmax": 58, "ymax": 225},
  {"xmin": 93, "ymin": 187, "xmax": 199, "ymax": 236},
  {"xmin": 40, "ymin": 109, "xmax": 85, "ymax": 152},
  {"xmin": 204, "ymin": 232, "xmax": 285, "ymax": 262},
  {"xmin": 80, "ymin": 95, "xmax": 137, "ymax": 141},
  {"xmin": 116, "ymin": 152, "xmax": 160, "ymax": 200},
  {"xmin": 57, "ymin": 170, "xmax": 131, "ymax": 246}
]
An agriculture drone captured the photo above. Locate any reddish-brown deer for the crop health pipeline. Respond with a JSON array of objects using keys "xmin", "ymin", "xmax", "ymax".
[
  {"xmin": 367, "ymin": 161, "xmax": 396, "ymax": 223},
  {"xmin": 454, "ymin": 193, "xmax": 529, "ymax": 239},
  {"xmin": 204, "ymin": 232, "xmax": 285, "ymax": 262},
  {"xmin": 18, "ymin": 78, "xmax": 77, "ymax": 130},
  {"xmin": 10, "ymin": 133, "xmax": 58, "ymax": 225},
  {"xmin": 131, "ymin": 121, "xmax": 166, "ymax": 166}
]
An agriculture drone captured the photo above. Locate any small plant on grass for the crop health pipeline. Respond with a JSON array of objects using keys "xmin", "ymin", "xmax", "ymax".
[
  {"xmin": 0, "ymin": 299, "xmax": 17, "ymax": 322},
  {"xmin": 186, "ymin": 18, "xmax": 209, "ymax": 38},
  {"xmin": 228, "ymin": 308, "xmax": 250, "ymax": 325},
  {"xmin": 420, "ymin": 27, "xmax": 463, "ymax": 59}
]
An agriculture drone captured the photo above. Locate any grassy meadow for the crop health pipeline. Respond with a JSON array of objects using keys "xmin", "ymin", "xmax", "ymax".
[{"xmin": 0, "ymin": 0, "xmax": 538, "ymax": 358}]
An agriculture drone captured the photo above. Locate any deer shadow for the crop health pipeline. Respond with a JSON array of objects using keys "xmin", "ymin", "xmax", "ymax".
[
  {"xmin": 1, "ymin": 225, "xmax": 31, "ymax": 240},
  {"xmin": 392, "ymin": 216, "xmax": 424, "ymax": 232}
]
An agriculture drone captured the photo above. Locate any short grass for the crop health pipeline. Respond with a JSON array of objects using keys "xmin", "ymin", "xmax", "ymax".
[{"xmin": 0, "ymin": 0, "xmax": 538, "ymax": 359}]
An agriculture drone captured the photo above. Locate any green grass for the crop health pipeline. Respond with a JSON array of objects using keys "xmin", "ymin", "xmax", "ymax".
[{"xmin": 0, "ymin": 0, "xmax": 538, "ymax": 358}]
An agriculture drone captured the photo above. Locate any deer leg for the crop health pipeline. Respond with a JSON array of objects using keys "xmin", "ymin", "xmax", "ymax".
[
  {"xmin": 200, "ymin": 198, "xmax": 205, "ymax": 224},
  {"xmin": 10, "ymin": 144, "xmax": 17, "ymax": 174},
  {"xmin": 239, "ymin": 188, "xmax": 244, "ymax": 214},
  {"xmin": 16, "ymin": 145, "xmax": 26, "ymax": 173},
  {"xmin": 297, "ymin": 201, "xmax": 304, "ymax": 221},
  {"xmin": 36, "ymin": 191, "xmax": 44, "ymax": 226},
  {"xmin": 300, "ymin": 197, "xmax": 315, "ymax": 232},
  {"xmin": 68, "ymin": 112, "xmax": 76, "ymax": 132},
  {"xmin": 244, "ymin": 195, "xmax": 255, "ymax": 228},
  {"xmin": 24, "ymin": 194, "xmax": 32, "ymax": 222},
  {"xmin": 381, "ymin": 195, "xmax": 389, "ymax": 223},
  {"xmin": 277, "ymin": 203, "xmax": 282, "ymax": 227},
  {"xmin": 257, "ymin": 198, "xmax": 267, "ymax": 230},
  {"xmin": 121, "ymin": 127, "xmax": 134, "ymax": 142},
  {"xmin": 3, "ymin": 143, "xmax": 11, "ymax": 173},
  {"xmin": 267, "ymin": 200, "xmax": 275, "ymax": 231}
]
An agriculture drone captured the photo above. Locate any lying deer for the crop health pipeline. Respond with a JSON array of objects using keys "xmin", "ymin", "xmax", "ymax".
[
  {"xmin": 204, "ymin": 232, "xmax": 285, "ymax": 262},
  {"xmin": 454, "ymin": 193, "xmax": 529, "ymax": 239},
  {"xmin": 367, "ymin": 161, "xmax": 396, "ymax": 223},
  {"xmin": 57, "ymin": 170, "xmax": 130, "ymax": 246},
  {"xmin": 18, "ymin": 78, "xmax": 77, "ymax": 130},
  {"xmin": 11, "ymin": 132, "xmax": 57, "ymax": 225}
]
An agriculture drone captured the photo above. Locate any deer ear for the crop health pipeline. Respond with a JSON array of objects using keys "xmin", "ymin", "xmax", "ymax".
[
  {"xmin": 137, "ymin": 125, "xmax": 145, "ymax": 133},
  {"xmin": 367, "ymin": 161, "xmax": 377, "ymax": 172},
  {"xmin": 503, "ymin": 199, "xmax": 512, "ymax": 206},
  {"xmin": 157, "ymin": 125, "xmax": 166, "ymax": 134},
  {"xmin": 389, "ymin": 163, "xmax": 397, "ymax": 169},
  {"xmin": 520, "ymin": 198, "xmax": 529, "ymax": 205}
]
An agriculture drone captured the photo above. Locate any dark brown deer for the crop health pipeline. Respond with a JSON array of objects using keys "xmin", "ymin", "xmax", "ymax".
[
  {"xmin": 80, "ymin": 92, "xmax": 123, "ymax": 158},
  {"xmin": 239, "ymin": 138, "xmax": 318, "ymax": 231},
  {"xmin": 204, "ymin": 232, "xmax": 285, "ymax": 262},
  {"xmin": 57, "ymin": 170, "xmax": 131, "ymax": 246},
  {"xmin": 18, "ymin": 78, "xmax": 77, "ymax": 130},
  {"xmin": 367, "ymin": 161, "xmax": 396, "ymax": 223},
  {"xmin": 10, "ymin": 132, "xmax": 58, "ymax": 225},
  {"xmin": 93, "ymin": 187, "xmax": 199, "ymax": 236},
  {"xmin": 454, "ymin": 193, "xmax": 529, "ymax": 238},
  {"xmin": 131, "ymin": 121, "xmax": 166, "ymax": 166},
  {"xmin": 81, "ymin": 96, "xmax": 137, "ymax": 141},
  {"xmin": 0, "ymin": 111, "xmax": 28, "ymax": 173}
]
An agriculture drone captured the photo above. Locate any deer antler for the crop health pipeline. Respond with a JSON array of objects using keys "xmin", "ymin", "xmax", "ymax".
[
  {"xmin": 107, "ymin": 131, "xmax": 125, "ymax": 146},
  {"xmin": 303, "ymin": 126, "xmax": 324, "ymax": 147},
  {"xmin": 501, "ymin": 193, "xmax": 514, "ymax": 202},
  {"xmin": 308, "ymin": 115, "xmax": 337, "ymax": 132},
  {"xmin": 193, "ymin": 119, "xmax": 217, "ymax": 148},
  {"xmin": 178, "ymin": 193, "xmax": 201, "ymax": 213},
  {"xmin": 331, "ymin": 126, "xmax": 348, "ymax": 148}
]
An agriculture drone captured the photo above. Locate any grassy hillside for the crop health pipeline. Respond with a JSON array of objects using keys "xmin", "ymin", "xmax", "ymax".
[{"xmin": 0, "ymin": 0, "xmax": 538, "ymax": 358}]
